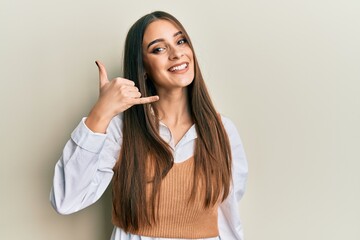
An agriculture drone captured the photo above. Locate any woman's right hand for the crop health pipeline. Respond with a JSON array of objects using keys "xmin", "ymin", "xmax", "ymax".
[{"xmin": 85, "ymin": 61, "xmax": 159, "ymax": 133}]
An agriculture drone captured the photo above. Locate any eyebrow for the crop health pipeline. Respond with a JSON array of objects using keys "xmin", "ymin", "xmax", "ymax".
[{"xmin": 147, "ymin": 31, "xmax": 183, "ymax": 49}]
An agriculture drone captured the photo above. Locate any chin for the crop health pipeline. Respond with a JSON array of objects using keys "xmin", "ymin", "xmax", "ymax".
[{"xmin": 179, "ymin": 76, "xmax": 194, "ymax": 87}]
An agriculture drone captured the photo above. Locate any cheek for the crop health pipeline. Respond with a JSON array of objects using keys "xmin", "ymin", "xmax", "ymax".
[
  {"xmin": 185, "ymin": 46, "xmax": 194, "ymax": 57},
  {"xmin": 146, "ymin": 63, "xmax": 159, "ymax": 77},
  {"xmin": 144, "ymin": 60, "xmax": 156, "ymax": 75},
  {"xmin": 147, "ymin": 59, "xmax": 166, "ymax": 75}
]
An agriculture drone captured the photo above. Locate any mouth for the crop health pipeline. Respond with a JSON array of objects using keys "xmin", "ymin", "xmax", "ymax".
[{"xmin": 168, "ymin": 62, "xmax": 189, "ymax": 72}]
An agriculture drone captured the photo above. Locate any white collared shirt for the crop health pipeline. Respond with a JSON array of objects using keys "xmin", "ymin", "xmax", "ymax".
[{"xmin": 50, "ymin": 113, "xmax": 248, "ymax": 240}]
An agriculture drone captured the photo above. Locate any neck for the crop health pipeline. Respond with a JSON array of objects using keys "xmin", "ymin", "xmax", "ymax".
[{"xmin": 154, "ymin": 88, "xmax": 192, "ymax": 127}]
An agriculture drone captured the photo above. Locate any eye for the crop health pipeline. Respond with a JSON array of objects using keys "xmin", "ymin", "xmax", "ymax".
[
  {"xmin": 152, "ymin": 47, "xmax": 166, "ymax": 54},
  {"xmin": 177, "ymin": 38, "xmax": 188, "ymax": 45}
]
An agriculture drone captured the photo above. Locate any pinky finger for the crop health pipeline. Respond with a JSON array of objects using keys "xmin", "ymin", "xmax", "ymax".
[{"xmin": 133, "ymin": 95, "xmax": 159, "ymax": 105}]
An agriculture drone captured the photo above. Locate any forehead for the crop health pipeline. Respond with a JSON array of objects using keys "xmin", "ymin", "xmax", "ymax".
[{"xmin": 143, "ymin": 20, "xmax": 181, "ymax": 44}]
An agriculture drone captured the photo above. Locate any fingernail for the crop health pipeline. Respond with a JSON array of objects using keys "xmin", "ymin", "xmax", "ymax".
[{"xmin": 95, "ymin": 61, "xmax": 99, "ymax": 67}]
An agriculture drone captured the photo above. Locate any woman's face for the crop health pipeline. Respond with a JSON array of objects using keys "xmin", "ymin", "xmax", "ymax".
[{"xmin": 142, "ymin": 20, "xmax": 194, "ymax": 93}]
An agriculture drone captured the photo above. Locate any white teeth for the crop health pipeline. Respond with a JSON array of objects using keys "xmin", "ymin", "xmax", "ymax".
[{"xmin": 170, "ymin": 63, "xmax": 187, "ymax": 72}]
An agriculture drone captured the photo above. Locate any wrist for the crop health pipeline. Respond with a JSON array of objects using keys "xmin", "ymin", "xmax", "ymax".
[{"xmin": 85, "ymin": 104, "xmax": 113, "ymax": 133}]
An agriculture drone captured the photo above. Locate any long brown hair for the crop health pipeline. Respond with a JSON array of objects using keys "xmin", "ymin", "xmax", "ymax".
[{"xmin": 112, "ymin": 11, "xmax": 232, "ymax": 232}]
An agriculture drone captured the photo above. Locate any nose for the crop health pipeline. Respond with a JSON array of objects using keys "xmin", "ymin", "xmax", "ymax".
[{"xmin": 169, "ymin": 47, "xmax": 184, "ymax": 60}]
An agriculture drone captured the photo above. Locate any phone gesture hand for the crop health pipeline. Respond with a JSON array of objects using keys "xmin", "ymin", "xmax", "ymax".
[{"xmin": 95, "ymin": 60, "xmax": 159, "ymax": 117}]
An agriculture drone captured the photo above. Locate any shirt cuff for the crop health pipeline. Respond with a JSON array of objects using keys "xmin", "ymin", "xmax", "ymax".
[{"xmin": 70, "ymin": 117, "xmax": 107, "ymax": 153}]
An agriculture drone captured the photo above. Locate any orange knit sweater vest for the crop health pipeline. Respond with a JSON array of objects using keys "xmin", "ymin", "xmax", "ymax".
[{"xmin": 112, "ymin": 157, "xmax": 219, "ymax": 239}]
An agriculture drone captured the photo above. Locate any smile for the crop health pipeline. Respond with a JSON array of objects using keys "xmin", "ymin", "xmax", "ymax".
[{"xmin": 168, "ymin": 63, "xmax": 188, "ymax": 72}]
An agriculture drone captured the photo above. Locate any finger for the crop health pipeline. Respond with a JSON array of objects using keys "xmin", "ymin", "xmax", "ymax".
[
  {"xmin": 126, "ymin": 86, "xmax": 140, "ymax": 93},
  {"xmin": 127, "ymin": 91, "xmax": 142, "ymax": 98},
  {"xmin": 95, "ymin": 60, "xmax": 109, "ymax": 88},
  {"xmin": 112, "ymin": 77, "xmax": 135, "ymax": 87},
  {"xmin": 132, "ymin": 95, "xmax": 159, "ymax": 105}
]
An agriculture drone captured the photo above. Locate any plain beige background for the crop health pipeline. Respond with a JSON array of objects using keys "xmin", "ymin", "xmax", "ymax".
[{"xmin": 1, "ymin": 0, "xmax": 359, "ymax": 239}]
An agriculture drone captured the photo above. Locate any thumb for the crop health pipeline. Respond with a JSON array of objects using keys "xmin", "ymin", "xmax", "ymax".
[{"xmin": 95, "ymin": 60, "xmax": 109, "ymax": 88}]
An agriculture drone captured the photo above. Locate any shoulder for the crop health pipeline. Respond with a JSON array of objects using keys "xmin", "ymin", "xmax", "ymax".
[
  {"xmin": 219, "ymin": 114, "xmax": 240, "ymax": 138},
  {"xmin": 218, "ymin": 114, "xmax": 245, "ymax": 150}
]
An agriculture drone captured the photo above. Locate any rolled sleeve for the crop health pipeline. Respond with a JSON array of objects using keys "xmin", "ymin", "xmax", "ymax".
[{"xmin": 70, "ymin": 118, "xmax": 107, "ymax": 153}]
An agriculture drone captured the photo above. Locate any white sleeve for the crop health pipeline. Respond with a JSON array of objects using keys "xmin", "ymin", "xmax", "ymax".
[
  {"xmin": 222, "ymin": 115, "xmax": 248, "ymax": 202},
  {"xmin": 217, "ymin": 116, "xmax": 248, "ymax": 239},
  {"xmin": 50, "ymin": 114, "xmax": 123, "ymax": 215}
]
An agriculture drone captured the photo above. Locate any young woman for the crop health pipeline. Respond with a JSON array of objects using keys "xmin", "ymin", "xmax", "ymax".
[{"xmin": 50, "ymin": 11, "xmax": 248, "ymax": 240}]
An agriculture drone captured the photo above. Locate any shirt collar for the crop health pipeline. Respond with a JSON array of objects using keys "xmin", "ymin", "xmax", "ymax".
[{"xmin": 159, "ymin": 121, "xmax": 197, "ymax": 149}]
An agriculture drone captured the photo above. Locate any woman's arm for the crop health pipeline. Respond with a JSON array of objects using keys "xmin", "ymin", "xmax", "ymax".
[
  {"xmin": 50, "ymin": 61, "xmax": 159, "ymax": 214},
  {"xmin": 223, "ymin": 116, "xmax": 248, "ymax": 201},
  {"xmin": 50, "ymin": 115, "xmax": 123, "ymax": 215},
  {"xmin": 218, "ymin": 115, "xmax": 248, "ymax": 239}
]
